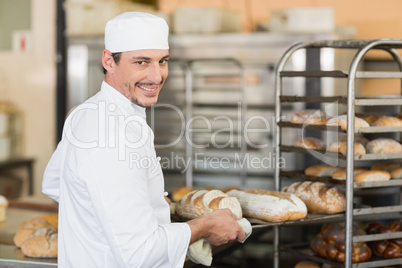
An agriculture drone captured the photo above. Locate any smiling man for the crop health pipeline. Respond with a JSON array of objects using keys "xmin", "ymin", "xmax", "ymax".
[{"xmin": 42, "ymin": 12, "xmax": 245, "ymax": 268}]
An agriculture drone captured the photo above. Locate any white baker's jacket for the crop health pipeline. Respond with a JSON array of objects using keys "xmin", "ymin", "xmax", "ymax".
[{"xmin": 43, "ymin": 81, "xmax": 191, "ymax": 268}]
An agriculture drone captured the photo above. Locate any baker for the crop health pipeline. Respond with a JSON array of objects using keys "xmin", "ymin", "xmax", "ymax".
[{"xmin": 42, "ymin": 12, "xmax": 245, "ymax": 267}]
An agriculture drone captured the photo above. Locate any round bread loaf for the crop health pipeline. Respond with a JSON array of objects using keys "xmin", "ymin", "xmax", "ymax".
[
  {"xmin": 294, "ymin": 137, "xmax": 325, "ymax": 150},
  {"xmin": 282, "ymin": 181, "xmax": 346, "ymax": 214},
  {"xmin": 372, "ymin": 116, "xmax": 402, "ymax": 127},
  {"xmin": 354, "ymin": 170, "xmax": 391, "ymax": 182},
  {"xmin": 326, "ymin": 115, "xmax": 370, "ymax": 131},
  {"xmin": 328, "ymin": 141, "xmax": 366, "ymax": 156},
  {"xmin": 21, "ymin": 228, "xmax": 57, "ymax": 258},
  {"xmin": 14, "ymin": 218, "xmax": 54, "ymax": 248},
  {"xmin": 366, "ymin": 138, "xmax": 402, "ymax": 154},
  {"xmin": 290, "ymin": 109, "xmax": 328, "ymax": 125},
  {"xmin": 339, "ymin": 135, "xmax": 369, "ymax": 146},
  {"xmin": 362, "ymin": 114, "xmax": 381, "ymax": 125},
  {"xmin": 331, "ymin": 168, "xmax": 368, "ymax": 180},
  {"xmin": 305, "ymin": 164, "xmax": 342, "ymax": 177}
]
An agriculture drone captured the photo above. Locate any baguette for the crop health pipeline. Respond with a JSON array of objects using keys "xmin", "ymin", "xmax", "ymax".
[
  {"xmin": 354, "ymin": 170, "xmax": 391, "ymax": 182},
  {"xmin": 366, "ymin": 138, "xmax": 402, "ymax": 154},
  {"xmin": 305, "ymin": 164, "xmax": 342, "ymax": 177},
  {"xmin": 226, "ymin": 189, "xmax": 307, "ymax": 222},
  {"xmin": 331, "ymin": 168, "xmax": 368, "ymax": 180},
  {"xmin": 391, "ymin": 167, "xmax": 402, "ymax": 179},
  {"xmin": 176, "ymin": 189, "xmax": 242, "ymax": 220},
  {"xmin": 282, "ymin": 181, "xmax": 346, "ymax": 214}
]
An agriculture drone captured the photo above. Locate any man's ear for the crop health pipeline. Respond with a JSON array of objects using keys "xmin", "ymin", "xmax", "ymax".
[{"xmin": 102, "ymin": 49, "xmax": 114, "ymax": 73}]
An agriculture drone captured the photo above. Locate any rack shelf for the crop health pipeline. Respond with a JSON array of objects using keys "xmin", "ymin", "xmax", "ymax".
[{"xmin": 274, "ymin": 39, "xmax": 402, "ymax": 267}]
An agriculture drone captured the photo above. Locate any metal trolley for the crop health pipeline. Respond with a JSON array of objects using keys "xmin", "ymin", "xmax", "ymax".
[{"xmin": 274, "ymin": 39, "xmax": 402, "ymax": 267}]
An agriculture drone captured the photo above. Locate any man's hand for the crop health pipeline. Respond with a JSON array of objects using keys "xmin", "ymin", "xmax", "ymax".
[{"xmin": 187, "ymin": 209, "xmax": 246, "ymax": 246}]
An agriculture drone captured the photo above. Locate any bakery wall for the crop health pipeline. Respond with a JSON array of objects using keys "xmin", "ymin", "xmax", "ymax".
[
  {"xmin": 0, "ymin": 0, "xmax": 56, "ymax": 200},
  {"xmin": 159, "ymin": 0, "xmax": 402, "ymax": 40}
]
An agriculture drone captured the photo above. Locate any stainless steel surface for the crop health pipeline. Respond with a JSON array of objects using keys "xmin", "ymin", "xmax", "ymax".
[{"xmin": 0, "ymin": 207, "xmax": 58, "ymax": 267}]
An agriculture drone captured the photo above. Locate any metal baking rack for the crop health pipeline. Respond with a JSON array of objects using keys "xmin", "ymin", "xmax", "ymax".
[{"xmin": 273, "ymin": 39, "xmax": 402, "ymax": 267}]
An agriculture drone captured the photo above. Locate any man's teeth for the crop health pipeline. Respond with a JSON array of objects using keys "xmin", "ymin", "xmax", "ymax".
[{"xmin": 139, "ymin": 85, "xmax": 155, "ymax": 92}]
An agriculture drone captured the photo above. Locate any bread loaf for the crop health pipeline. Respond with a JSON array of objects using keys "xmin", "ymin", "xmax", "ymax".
[
  {"xmin": 372, "ymin": 116, "xmax": 402, "ymax": 127},
  {"xmin": 354, "ymin": 170, "xmax": 391, "ymax": 182},
  {"xmin": 326, "ymin": 115, "xmax": 370, "ymax": 130},
  {"xmin": 331, "ymin": 168, "xmax": 368, "ymax": 180},
  {"xmin": 366, "ymin": 221, "xmax": 402, "ymax": 258},
  {"xmin": 294, "ymin": 137, "xmax": 325, "ymax": 150},
  {"xmin": 21, "ymin": 228, "xmax": 57, "ymax": 258},
  {"xmin": 282, "ymin": 181, "xmax": 346, "ymax": 214},
  {"xmin": 339, "ymin": 135, "xmax": 369, "ymax": 146},
  {"xmin": 366, "ymin": 138, "xmax": 402, "ymax": 154},
  {"xmin": 294, "ymin": 261, "xmax": 321, "ymax": 268},
  {"xmin": 14, "ymin": 218, "xmax": 55, "ymax": 248},
  {"xmin": 176, "ymin": 189, "xmax": 242, "ymax": 220},
  {"xmin": 305, "ymin": 164, "xmax": 342, "ymax": 177},
  {"xmin": 362, "ymin": 114, "xmax": 381, "ymax": 125},
  {"xmin": 226, "ymin": 189, "xmax": 307, "ymax": 222},
  {"xmin": 310, "ymin": 224, "xmax": 372, "ymax": 263},
  {"xmin": 391, "ymin": 167, "xmax": 402, "ymax": 179},
  {"xmin": 328, "ymin": 141, "xmax": 366, "ymax": 156},
  {"xmin": 172, "ymin": 186, "xmax": 193, "ymax": 202},
  {"xmin": 371, "ymin": 161, "xmax": 401, "ymax": 171},
  {"xmin": 290, "ymin": 109, "xmax": 328, "ymax": 125}
]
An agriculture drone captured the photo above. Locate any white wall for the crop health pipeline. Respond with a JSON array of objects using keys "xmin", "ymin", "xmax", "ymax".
[{"xmin": 0, "ymin": 0, "xmax": 56, "ymax": 200}]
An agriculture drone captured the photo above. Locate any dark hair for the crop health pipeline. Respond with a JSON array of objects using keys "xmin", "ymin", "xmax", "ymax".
[{"xmin": 103, "ymin": 52, "xmax": 122, "ymax": 74}]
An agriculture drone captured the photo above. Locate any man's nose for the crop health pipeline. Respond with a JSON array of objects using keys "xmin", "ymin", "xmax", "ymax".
[{"xmin": 148, "ymin": 63, "xmax": 162, "ymax": 84}]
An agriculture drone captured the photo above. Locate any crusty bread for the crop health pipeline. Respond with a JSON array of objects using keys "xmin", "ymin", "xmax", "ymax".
[
  {"xmin": 290, "ymin": 109, "xmax": 328, "ymax": 125},
  {"xmin": 171, "ymin": 186, "xmax": 193, "ymax": 202},
  {"xmin": 354, "ymin": 170, "xmax": 391, "ymax": 182},
  {"xmin": 21, "ymin": 228, "xmax": 57, "ymax": 258},
  {"xmin": 339, "ymin": 135, "xmax": 369, "ymax": 146},
  {"xmin": 332, "ymin": 168, "xmax": 368, "ymax": 180},
  {"xmin": 366, "ymin": 138, "xmax": 402, "ymax": 154},
  {"xmin": 226, "ymin": 189, "xmax": 307, "ymax": 222},
  {"xmin": 372, "ymin": 116, "xmax": 402, "ymax": 127},
  {"xmin": 14, "ymin": 218, "xmax": 54, "ymax": 248},
  {"xmin": 391, "ymin": 167, "xmax": 402, "ymax": 179},
  {"xmin": 326, "ymin": 115, "xmax": 370, "ymax": 131},
  {"xmin": 371, "ymin": 161, "xmax": 401, "ymax": 171},
  {"xmin": 282, "ymin": 181, "xmax": 346, "ymax": 214},
  {"xmin": 176, "ymin": 189, "xmax": 242, "ymax": 220},
  {"xmin": 328, "ymin": 141, "xmax": 366, "ymax": 156},
  {"xmin": 362, "ymin": 114, "xmax": 381, "ymax": 125},
  {"xmin": 294, "ymin": 137, "xmax": 325, "ymax": 150},
  {"xmin": 305, "ymin": 164, "xmax": 342, "ymax": 177}
]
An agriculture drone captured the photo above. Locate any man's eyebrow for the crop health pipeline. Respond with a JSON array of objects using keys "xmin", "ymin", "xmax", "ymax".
[{"xmin": 130, "ymin": 54, "xmax": 170, "ymax": 61}]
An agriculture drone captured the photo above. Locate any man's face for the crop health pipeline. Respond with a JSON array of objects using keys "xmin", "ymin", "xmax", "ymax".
[{"xmin": 105, "ymin": 49, "xmax": 169, "ymax": 108}]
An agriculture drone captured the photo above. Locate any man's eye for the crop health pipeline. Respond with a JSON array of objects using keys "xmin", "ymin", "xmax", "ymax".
[
  {"xmin": 160, "ymin": 59, "xmax": 169, "ymax": 64},
  {"xmin": 136, "ymin": 61, "xmax": 146, "ymax": 65}
]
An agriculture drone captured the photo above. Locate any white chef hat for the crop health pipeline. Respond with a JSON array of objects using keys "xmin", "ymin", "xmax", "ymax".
[{"xmin": 105, "ymin": 12, "xmax": 169, "ymax": 53}]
